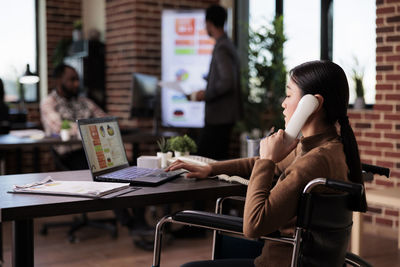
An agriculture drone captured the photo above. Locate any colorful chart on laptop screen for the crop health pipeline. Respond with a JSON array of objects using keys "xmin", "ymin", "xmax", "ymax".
[{"xmin": 80, "ymin": 121, "xmax": 128, "ymax": 173}]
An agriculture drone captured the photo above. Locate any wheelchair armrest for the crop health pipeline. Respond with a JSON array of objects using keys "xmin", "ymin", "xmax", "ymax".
[
  {"xmin": 172, "ymin": 210, "xmax": 243, "ymax": 233},
  {"xmin": 172, "ymin": 210, "xmax": 282, "ymax": 239}
]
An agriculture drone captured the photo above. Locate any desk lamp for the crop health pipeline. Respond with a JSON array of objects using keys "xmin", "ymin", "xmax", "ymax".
[
  {"xmin": 18, "ymin": 64, "xmax": 39, "ymax": 113},
  {"xmin": 19, "ymin": 64, "xmax": 39, "ymax": 84}
]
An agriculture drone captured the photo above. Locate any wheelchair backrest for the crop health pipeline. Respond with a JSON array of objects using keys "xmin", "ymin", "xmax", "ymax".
[{"xmin": 297, "ymin": 192, "xmax": 353, "ymax": 267}]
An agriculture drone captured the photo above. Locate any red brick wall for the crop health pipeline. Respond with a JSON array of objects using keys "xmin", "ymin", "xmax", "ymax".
[
  {"xmin": 349, "ymin": 0, "xmax": 400, "ymax": 231},
  {"xmin": 46, "ymin": 0, "xmax": 82, "ymax": 90}
]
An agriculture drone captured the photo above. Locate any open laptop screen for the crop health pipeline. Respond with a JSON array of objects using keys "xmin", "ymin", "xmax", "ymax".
[{"xmin": 78, "ymin": 117, "xmax": 129, "ymax": 173}]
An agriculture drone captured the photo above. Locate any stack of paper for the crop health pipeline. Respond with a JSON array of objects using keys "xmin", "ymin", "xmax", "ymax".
[
  {"xmin": 10, "ymin": 177, "xmax": 132, "ymax": 198},
  {"xmin": 10, "ymin": 129, "xmax": 45, "ymax": 139}
]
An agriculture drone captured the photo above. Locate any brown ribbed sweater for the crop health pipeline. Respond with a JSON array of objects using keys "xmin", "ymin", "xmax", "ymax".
[{"xmin": 209, "ymin": 127, "xmax": 349, "ymax": 267}]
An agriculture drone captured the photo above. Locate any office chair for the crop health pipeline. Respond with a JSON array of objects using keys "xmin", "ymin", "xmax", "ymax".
[
  {"xmin": 39, "ymin": 148, "xmax": 118, "ymax": 242},
  {"xmin": 152, "ymin": 163, "xmax": 390, "ymax": 267}
]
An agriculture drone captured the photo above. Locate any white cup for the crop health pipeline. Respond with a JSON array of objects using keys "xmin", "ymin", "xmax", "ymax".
[{"xmin": 247, "ymin": 138, "xmax": 260, "ymax": 157}]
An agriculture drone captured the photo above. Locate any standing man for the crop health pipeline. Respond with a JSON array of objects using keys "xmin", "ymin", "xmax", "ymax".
[{"xmin": 192, "ymin": 4, "xmax": 242, "ymax": 160}]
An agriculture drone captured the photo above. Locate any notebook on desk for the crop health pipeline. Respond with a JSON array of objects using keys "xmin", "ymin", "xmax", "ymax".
[{"xmin": 77, "ymin": 117, "xmax": 185, "ymax": 186}]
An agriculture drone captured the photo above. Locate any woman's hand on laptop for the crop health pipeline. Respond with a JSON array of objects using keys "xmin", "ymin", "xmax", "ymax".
[{"xmin": 165, "ymin": 160, "xmax": 211, "ymax": 179}]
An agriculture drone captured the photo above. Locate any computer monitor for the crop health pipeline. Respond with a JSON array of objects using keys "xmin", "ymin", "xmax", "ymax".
[
  {"xmin": 130, "ymin": 72, "xmax": 160, "ymax": 134},
  {"xmin": 130, "ymin": 72, "xmax": 159, "ymax": 118}
]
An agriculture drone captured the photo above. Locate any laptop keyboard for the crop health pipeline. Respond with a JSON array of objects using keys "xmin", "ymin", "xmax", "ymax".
[
  {"xmin": 104, "ymin": 166, "xmax": 161, "ymax": 179},
  {"xmin": 101, "ymin": 166, "xmax": 184, "ymax": 181}
]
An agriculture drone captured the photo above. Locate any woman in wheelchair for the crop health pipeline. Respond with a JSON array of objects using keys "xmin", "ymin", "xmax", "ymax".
[{"xmin": 166, "ymin": 60, "xmax": 367, "ymax": 267}]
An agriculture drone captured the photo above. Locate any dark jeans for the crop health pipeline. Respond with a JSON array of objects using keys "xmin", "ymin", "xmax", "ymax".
[
  {"xmin": 197, "ymin": 123, "xmax": 234, "ymax": 160},
  {"xmin": 181, "ymin": 259, "xmax": 255, "ymax": 267},
  {"xmin": 113, "ymin": 207, "xmax": 147, "ymax": 230}
]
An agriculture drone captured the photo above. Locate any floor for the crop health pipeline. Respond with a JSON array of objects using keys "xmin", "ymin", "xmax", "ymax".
[{"xmin": 1, "ymin": 211, "xmax": 399, "ymax": 267}]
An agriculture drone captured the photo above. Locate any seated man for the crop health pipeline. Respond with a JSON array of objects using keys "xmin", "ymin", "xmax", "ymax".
[
  {"xmin": 40, "ymin": 63, "xmax": 106, "ymax": 169},
  {"xmin": 40, "ymin": 64, "xmax": 151, "ymax": 247}
]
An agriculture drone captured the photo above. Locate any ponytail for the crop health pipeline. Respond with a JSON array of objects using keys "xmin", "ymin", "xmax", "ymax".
[{"xmin": 339, "ymin": 116, "xmax": 367, "ymax": 212}]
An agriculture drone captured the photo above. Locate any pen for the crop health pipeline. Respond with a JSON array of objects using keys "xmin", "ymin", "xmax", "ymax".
[{"xmin": 266, "ymin": 126, "xmax": 276, "ymax": 137}]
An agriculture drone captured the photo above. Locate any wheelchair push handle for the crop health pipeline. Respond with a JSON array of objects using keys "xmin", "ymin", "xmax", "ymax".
[
  {"xmin": 303, "ymin": 178, "xmax": 363, "ymax": 199},
  {"xmin": 361, "ymin": 163, "xmax": 390, "ymax": 178}
]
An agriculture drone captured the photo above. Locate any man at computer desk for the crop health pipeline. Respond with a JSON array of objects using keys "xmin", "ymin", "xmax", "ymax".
[
  {"xmin": 40, "ymin": 63, "xmax": 152, "ymax": 249},
  {"xmin": 41, "ymin": 63, "xmax": 106, "ymax": 169}
]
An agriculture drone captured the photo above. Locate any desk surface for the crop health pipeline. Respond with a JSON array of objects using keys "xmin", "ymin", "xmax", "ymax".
[
  {"xmin": 0, "ymin": 170, "xmax": 246, "ymax": 222},
  {"xmin": 0, "ymin": 130, "xmax": 178, "ymax": 149}
]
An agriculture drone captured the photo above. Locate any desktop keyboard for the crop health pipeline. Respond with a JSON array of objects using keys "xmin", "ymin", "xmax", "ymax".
[{"xmin": 169, "ymin": 155, "xmax": 217, "ymax": 166}]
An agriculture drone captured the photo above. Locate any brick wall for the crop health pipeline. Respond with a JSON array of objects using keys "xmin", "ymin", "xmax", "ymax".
[
  {"xmin": 348, "ymin": 0, "xmax": 400, "ymax": 232},
  {"xmin": 46, "ymin": 0, "xmax": 82, "ymax": 90}
]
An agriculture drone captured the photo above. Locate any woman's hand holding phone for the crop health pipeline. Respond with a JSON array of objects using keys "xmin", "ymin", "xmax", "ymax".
[{"xmin": 259, "ymin": 129, "xmax": 299, "ymax": 163}]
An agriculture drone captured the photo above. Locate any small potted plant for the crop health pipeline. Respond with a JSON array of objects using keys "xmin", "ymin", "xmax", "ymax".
[
  {"xmin": 72, "ymin": 19, "xmax": 83, "ymax": 41},
  {"xmin": 351, "ymin": 57, "xmax": 366, "ymax": 109},
  {"xmin": 60, "ymin": 120, "xmax": 72, "ymax": 141},
  {"xmin": 156, "ymin": 137, "xmax": 172, "ymax": 168},
  {"xmin": 353, "ymin": 72, "xmax": 365, "ymax": 109},
  {"xmin": 168, "ymin": 134, "xmax": 197, "ymax": 157}
]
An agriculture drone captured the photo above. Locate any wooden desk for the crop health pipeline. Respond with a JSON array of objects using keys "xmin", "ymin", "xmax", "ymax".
[
  {"xmin": 0, "ymin": 170, "xmax": 246, "ymax": 267},
  {"xmin": 0, "ymin": 130, "xmax": 177, "ymax": 173},
  {"xmin": 351, "ymin": 187, "xmax": 400, "ymax": 255}
]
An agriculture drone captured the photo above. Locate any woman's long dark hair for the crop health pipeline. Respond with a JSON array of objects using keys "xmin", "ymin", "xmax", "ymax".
[{"xmin": 290, "ymin": 60, "xmax": 366, "ymax": 211}]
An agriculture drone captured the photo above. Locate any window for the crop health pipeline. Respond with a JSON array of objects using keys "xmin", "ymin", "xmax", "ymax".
[
  {"xmin": 250, "ymin": 0, "xmax": 321, "ymax": 72},
  {"xmin": 249, "ymin": 0, "xmax": 275, "ymax": 29},
  {"xmin": 332, "ymin": 0, "xmax": 376, "ymax": 104},
  {"xmin": 0, "ymin": 0, "xmax": 38, "ymax": 102},
  {"xmin": 283, "ymin": 0, "xmax": 320, "ymax": 71},
  {"xmin": 250, "ymin": 0, "xmax": 376, "ymax": 105}
]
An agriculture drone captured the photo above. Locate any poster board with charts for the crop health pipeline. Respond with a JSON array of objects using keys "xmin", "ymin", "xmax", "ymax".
[{"xmin": 161, "ymin": 9, "xmax": 214, "ymax": 128}]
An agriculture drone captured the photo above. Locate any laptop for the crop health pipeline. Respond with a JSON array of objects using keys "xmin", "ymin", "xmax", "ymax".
[{"xmin": 77, "ymin": 116, "xmax": 185, "ymax": 186}]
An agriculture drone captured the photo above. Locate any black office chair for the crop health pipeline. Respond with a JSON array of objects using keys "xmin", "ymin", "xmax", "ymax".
[
  {"xmin": 39, "ymin": 148, "xmax": 118, "ymax": 242},
  {"xmin": 152, "ymin": 164, "xmax": 390, "ymax": 267}
]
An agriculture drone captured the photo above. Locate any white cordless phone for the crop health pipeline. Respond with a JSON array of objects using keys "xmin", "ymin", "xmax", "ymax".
[{"xmin": 285, "ymin": 94, "xmax": 319, "ymax": 141}]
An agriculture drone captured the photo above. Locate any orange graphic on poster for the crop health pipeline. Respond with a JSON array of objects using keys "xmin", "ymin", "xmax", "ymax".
[
  {"xmin": 199, "ymin": 39, "xmax": 215, "ymax": 46},
  {"xmin": 175, "ymin": 18, "xmax": 195, "ymax": 35},
  {"xmin": 198, "ymin": 29, "xmax": 208, "ymax": 36},
  {"xmin": 175, "ymin": 39, "xmax": 194, "ymax": 46},
  {"xmin": 198, "ymin": 48, "xmax": 213, "ymax": 55}
]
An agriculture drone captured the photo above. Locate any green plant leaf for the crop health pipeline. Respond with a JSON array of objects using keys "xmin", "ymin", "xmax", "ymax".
[
  {"xmin": 61, "ymin": 120, "xmax": 71, "ymax": 130},
  {"xmin": 168, "ymin": 135, "xmax": 197, "ymax": 153},
  {"xmin": 237, "ymin": 15, "xmax": 287, "ymax": 134}
]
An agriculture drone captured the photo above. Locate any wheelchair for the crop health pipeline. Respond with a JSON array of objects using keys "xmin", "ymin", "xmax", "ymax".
[{"xmin": 152, "ymin": 164, "xmax": 390, "ymax": 267}]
